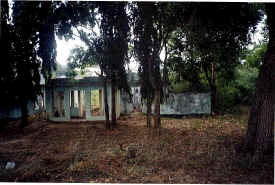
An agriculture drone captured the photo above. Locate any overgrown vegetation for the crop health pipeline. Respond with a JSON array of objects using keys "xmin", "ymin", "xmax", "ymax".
[{"xmin": 1, "ymin": 1, "xmax": 274, "ymax": 173}]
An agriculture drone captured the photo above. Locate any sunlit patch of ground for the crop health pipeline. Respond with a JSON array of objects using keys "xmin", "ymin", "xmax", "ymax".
[{"xmin": 0, "ymin": 107, "xmax": 273, "ymax": 183}]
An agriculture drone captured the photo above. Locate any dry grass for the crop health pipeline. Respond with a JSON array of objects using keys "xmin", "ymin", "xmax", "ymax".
[{"xmin": 0, "ymin": 108, "xmax": 273, "ymax": 183}]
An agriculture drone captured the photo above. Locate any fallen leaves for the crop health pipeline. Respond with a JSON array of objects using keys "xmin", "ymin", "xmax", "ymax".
[{"xmin": 0, "ymin": 107, "xmax": 273, "ymax": 183}]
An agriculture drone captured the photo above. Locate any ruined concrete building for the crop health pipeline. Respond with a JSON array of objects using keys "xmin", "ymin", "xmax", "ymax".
[
  {"xmin": 44, "ymin": 74, "xmax": 211, "ymax": 122},
  {"xmin": 0, "ymin": 73, "xmax": 212, "ymax": 121},
  {"xmin": 45, "ymin": 77, "xmax": 121, "ymax": 121}
]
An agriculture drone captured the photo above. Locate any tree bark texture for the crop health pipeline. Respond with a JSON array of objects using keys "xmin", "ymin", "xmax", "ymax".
[
  {"xmin": 103, "ymin": 78, "xmax": 110, "ymax": 129},
  {"xmin": 150, "ymin": 57, "xmax": 162, "ymax": 129},
  {"xmin": 203, "ymin": 62, "xmax": 217, "ymax": 115},
  {"xmin": 154, "ymin": 87, "xmax": 161, "ymax": 129},
  {"xmin": 146, "ymin": 96, "xmax": 152, "ymax": 128},
  {"xmin": 243, "ymin": 4, "xmax": 275, "ymax": 160},
  {"xmin": 111, "ymin": 81, "xmax": 116, "ymax": 127},
  {"xmin": 210, "ymin": 63, "xmax": 216, "ymax": 114}
]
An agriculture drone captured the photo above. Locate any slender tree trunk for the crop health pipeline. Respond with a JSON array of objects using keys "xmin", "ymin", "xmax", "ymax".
[
  {"xmin": 146, "ymin": 96, "xmax": 152, "ymax": 128},
  {"xmin": 210, "ymin": 83, "xmax": 217, "ymax": 115},
  {"xmin": 147, "ymin": 57, "xmax": 154, "ymax": 128},
  {"xmin": 111, "ymin": 80, "xmax": 116, "ymax": 127},
  {"xmin": 103, "ymin": 78, "xmax": 110, "ymax": 130},
  {"xmin": 154, "ymin": 87, "xmax": 161, "ymax": 129},
  {"xmin": 152, "ymin": 58, "xmax": 162, "ymax": 130},
  {"xmin": 149, "ymin": 56, "xmax": 162, "ymax": 130},
  {"xmin": 203, "ymin": 62, "xmax": 216, "ymax": 115},
  {"xmin": 20, "ymin": 97, "xmax": 28, "ymax": 129},
  {"xmin": 243, "ymin": 4, "xmax": 275, "ymax": 161},
  {"xmin": 162, "ymin": 42, "xmax": 169, "ymax": 102},
  {"xmin": 210, "ymin": 63, "xmax": 216, "ymax": 114}
]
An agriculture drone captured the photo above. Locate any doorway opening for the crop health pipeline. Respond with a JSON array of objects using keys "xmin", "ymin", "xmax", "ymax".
[
  {"xmin": 70, "ymin": 90, "xmax": 85, "ymax": 119},
  {"xmin": 91, "ymin": 89, "xmax": 104, "ymax": 116}
]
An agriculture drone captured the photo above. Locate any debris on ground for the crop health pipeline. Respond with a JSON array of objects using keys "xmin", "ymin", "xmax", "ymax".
[{"xmin": 0, "ymin": 109, "xmax": 273, "ymax": 183}]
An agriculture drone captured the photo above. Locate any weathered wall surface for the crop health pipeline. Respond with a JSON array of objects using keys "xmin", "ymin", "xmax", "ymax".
[
  {"xmin": 0, "ymin": 94, "xmax": 44, "ymax": 120},
  {"xmin": 142, "ymin": 93, "xmax": 211, "ymax": 115},
  {"xmin": 120, "ymin": 90, "xmax": 211, "ymax": 115},
  {"xmin": 120, "ymin": 92, "xmax": 134, "ymax": 114},
  {"xmin": 120, "ymin": 87, "xmax": 141, "ymax": 114},
  {"xmin": 0, "ymin": 101, "xmax": 41, "ymax": 119}
]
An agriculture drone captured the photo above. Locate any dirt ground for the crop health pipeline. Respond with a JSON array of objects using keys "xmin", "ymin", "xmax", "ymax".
[{"xmin": 0, "ymin": 109, "xmax": 273, "ymax": 183}]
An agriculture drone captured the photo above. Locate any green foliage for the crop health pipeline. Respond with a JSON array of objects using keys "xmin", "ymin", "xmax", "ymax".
[
  {"xmin": 65, "ymin": 63, "xmax": 78, "ymax": 78},
  {"xmin": 167, "ymin": 3, "xmax": 263, "ymax": 82},
  {"xmin": 216, "ymin": 85, "xmax": 242, "ymax": 111},
  {"xmin": 223, "ymin": 42, "xmax": 265, "ymax": 107},
  {"xmin": 167, "ymin": 72, "xmax": 209, "ymax": 93},
  {"xmin": 215, "ymin": 61, "xmax": 259, "ymax": 111},
  {"xmin": 243, "ymin": 43, "xmax": 267, "ymax": 68},
  {"xmin": 67, "ymin": 47, "xmax": 97, "ymax": 70},
  {"xmin": 235, "ymin": 65, "xmax": 259, "ymax": 94},
  {"xmin": 169, "ymin": 81, "xmax": 192, "ymax": 93},
  {"xmin": 165, "ymin": 3, "xmax": 263, "ymax": 112}
]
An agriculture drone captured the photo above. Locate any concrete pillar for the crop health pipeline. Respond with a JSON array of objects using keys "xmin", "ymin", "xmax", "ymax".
[
  {"xmin": 78, "ymin": 90, "xmax": 81, "ymax": 117},
  {"xmin": 64, "ymin": 89, "xmax": 70, "ymax": 120},
  {"xmin": 116, "ymin": 89, "xmax": 120, "ymax": 119},
  {"xmin": 81, "ymin": 91, "xmax": 85, "ymax": 117},
  {"xmin": 99, "ymin": 89, "xmax": 103, "ymax": 114},
  {"xmin": 107, "ymin": 85, "xmax": 112, "ymax": 118},
  {"xmin": 85, "ymin": 89, "xmax": 91, "ymax": 119}
]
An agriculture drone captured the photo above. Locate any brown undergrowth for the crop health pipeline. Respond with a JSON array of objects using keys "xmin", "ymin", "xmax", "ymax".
[{"xmin": 0, "ymin": 108, "xmax": 273, "ymax": 183}]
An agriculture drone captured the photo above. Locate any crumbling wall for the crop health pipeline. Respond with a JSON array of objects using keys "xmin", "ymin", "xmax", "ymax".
[
  {"xmin": 120, "ymin": 87, "xmax": 142, "ymax": 114},
  {"xmin": 120, "ymin": 90, "xmax": 211, "ymax": 115},
  {"xmin": 142, "ymin": 93, "xmax": 211, "ymax": 115}
]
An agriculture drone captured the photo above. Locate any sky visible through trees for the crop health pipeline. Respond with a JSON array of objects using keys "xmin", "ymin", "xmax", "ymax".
[{"xmin": 55, "ymin": 15, "xmax": 266, "ymax": 70}]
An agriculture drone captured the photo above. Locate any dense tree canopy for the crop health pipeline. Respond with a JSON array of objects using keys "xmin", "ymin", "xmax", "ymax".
[{"xmin": 166, "ymin": 3, "xmax": 263, "ymax": 112}]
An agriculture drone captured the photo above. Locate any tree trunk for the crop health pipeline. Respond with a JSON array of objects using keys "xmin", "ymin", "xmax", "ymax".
[
  {"xmin": 147, "ymin": 96, "xmax": 152, "ymax": 128},
  {"xmin": 243, "ymin": 4, "xmax": 275, "ymax": 161},
  {"xmin": 20, "ymin": 98, "xmax": 28, "ymax": 129},
  {"xmin": 210, "ymin": 63, "xmax": 216, "ymax": 114},
  {"xmin": 111, "ymin": 81, "xmax": 116, "ymax": 127},
  {"xmin": 154, "ymin": 87, "xmax": 161, "ymax": 129},
  {"xmin": 162, "ymin": 42, "xmax": 169, "ymax": 102},
  {"xmin": 147, "ymin": 56, "xmax": 154, "ymax": 128},
  {"xmin": 203, "ymin": 62, "xmax": 216, "ymax": 115},
  {"xmin": 149, "ymin": 56, "xmax": 162, "ymax": 130},
  {"xmin": 210, "ymin": 83, "xmax": 217, "ymax": 115},
  {"xmin": 103, "ymin": 78, "xmax": 110, "ymax": 130}
]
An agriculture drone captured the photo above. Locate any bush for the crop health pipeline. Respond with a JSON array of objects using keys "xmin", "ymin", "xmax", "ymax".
[
  {"xmin": 234, "ymin": 65, "xmax": 259, "ymax": 105},
  {"xmin": 216, "ymin": 85, "xmax": 242, "ymax": 112}
]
